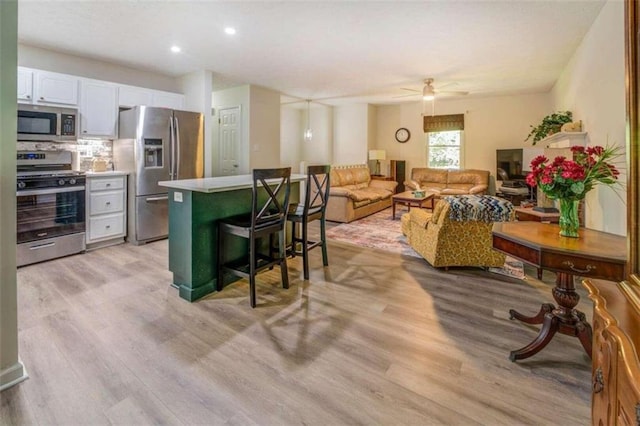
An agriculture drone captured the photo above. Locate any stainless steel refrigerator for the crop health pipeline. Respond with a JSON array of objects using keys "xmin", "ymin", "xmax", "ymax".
[{"xmin": 114, "ymin": 106, "xmax": 204, "ymax": 245}]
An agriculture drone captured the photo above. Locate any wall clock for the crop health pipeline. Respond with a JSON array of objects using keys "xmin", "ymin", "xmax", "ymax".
[{"xmin": 395, "ymin": 127, "xmax": 411, "ymax": 143}]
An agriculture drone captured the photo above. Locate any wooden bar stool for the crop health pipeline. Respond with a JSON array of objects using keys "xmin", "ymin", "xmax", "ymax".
[
  {"xmin": 287, "ymin": 165, "xmax": 330, "ymax": 280},
  {"xmin": 217, "ymin": 167, "xmax": 291, "ymax": 308}
]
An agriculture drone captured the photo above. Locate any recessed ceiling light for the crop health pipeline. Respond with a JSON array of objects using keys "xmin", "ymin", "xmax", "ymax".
[
  {"xmin": 224, "ymin": 27, "xmax": 236, "ymax": 35},
  {"xmin": 170, "ymin": 45, "xmax": 181, "ymax": 53}
]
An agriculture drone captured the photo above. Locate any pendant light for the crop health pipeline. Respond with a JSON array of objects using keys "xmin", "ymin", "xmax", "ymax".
[{"xmin": 303, "ymin": 100, "xmax": 313, "ymax": 142}]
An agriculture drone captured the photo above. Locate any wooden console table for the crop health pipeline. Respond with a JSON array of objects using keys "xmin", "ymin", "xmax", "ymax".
[{"xmin": 492, "ymin": 222, "xmax": 626, "ymax": 361}]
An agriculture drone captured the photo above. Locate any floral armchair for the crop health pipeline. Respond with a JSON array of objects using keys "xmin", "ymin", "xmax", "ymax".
[{"xmin": 401, "ymin": 195, "xmax": 515, "ymax": 269}]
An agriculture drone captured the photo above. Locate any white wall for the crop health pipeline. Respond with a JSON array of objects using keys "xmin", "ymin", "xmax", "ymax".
[
  {"xmin": 0, "ymin": 0, "xmax": 27, "ymax": 392},
  {"xmin": 280, "ymin": 105, "xmax": 302, "ymax": 170},
  {"xmin": 280, "ymin": 102, "xmax": 333, "ymax": 170},
  {"xmin": 304, "ymin": 103, "xmax": 333, "ymax": 165},
  {"xmin": 19, "ymin": 44, "xmax": 180, "ymax": 92},
  {"xmin": 333, "ymin": 104, "xmax": 370, "ymax": 164},
  {"xmin": 375, "ymin": 93, "xmax": 551, "ymax": 190},
  {"xmin": 249, "ymin": 86, "xmax": 281, "ymax": 169},
  {"xmin": 551, "ymin": 1, "xmax": 626, "ymax": 235}
]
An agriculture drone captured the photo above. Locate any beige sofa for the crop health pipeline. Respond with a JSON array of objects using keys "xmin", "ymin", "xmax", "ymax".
[
  {"xmin": 326, "ymin": 164, "xmax": 398, "ymax": 223},
  {"xmin": 404, "ymin": 168, "xmax": 489, "ymax": 198}
]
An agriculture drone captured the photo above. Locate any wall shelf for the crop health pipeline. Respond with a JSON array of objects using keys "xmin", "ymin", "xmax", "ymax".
[{"xmin": 538, "ymin": 131, "xmax": 587, "ymax": 148}]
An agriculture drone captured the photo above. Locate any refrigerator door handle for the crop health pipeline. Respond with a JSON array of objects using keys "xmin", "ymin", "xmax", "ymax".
[
  {"xmin": 174, "ymin": 116, "xmax": 180, "ymax": 180},
  {"xmin": 169, "ymin": 116, "xmax": 176, "ymax": 179},
  {"xmin": 146, "ymin": 196, "xmax": 169, "ymax": 202}
]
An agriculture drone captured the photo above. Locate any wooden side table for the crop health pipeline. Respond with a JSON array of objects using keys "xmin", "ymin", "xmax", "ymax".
[{"xmin": 492, "ymin": 222, "xmax": 626, "ymax": 361}]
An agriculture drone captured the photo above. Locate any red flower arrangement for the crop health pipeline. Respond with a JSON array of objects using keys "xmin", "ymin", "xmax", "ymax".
[{"xmin": 526, "ymin": 145, "xmax": 622, "ymax": 201}]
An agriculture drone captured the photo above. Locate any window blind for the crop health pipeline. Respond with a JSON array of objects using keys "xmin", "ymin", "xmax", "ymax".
[{"xmin": 423, "ymin": 114, "xmax": 465, "ymax": 132}]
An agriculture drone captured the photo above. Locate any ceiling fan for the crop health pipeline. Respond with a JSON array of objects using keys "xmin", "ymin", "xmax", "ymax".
[{"xmin": 394, "ymin": 78, "xmax": 469, "ymax": 100}]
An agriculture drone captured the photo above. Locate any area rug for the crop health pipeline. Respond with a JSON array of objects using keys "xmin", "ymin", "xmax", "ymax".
[{"xmin": 326, "ymin": 207, "xmax": 525, "ymax": 279}]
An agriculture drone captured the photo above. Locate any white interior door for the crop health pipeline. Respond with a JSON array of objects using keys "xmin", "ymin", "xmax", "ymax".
[{"xmin": 218, "ymin": 106, "xmax": 241, "ymax": 176}]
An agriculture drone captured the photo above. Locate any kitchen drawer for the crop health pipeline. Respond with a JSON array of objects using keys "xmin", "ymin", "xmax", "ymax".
[
  {"xmin": 89, "ymin": 191, "xmax": 124, "ymax": 215},
  {"xmin": 89, "ymin": 177, "xmax": 124, "ymax": 191},
  {"xmin": 88, "ymin": 214, "xmax": 124, "ymax": 240}
]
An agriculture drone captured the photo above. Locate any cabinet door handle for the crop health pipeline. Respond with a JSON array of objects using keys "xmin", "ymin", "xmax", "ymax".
[
  {"xmin": 39, "ymin": 96, "xmax": 44, "ymax": 100},
  {"xmin": 105, "ymin": 201, "xmax": 111, "ymax": 205},
  {"xmin": 593, "ymin": 367, "xmax": 604, "ymax": 393},
  {"xmin": 26, "ymin": 95, "xmax": 31, "ymax": 99}
]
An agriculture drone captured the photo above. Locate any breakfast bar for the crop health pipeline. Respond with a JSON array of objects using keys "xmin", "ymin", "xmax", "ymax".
[{"xmin": 159, "ymin": 174, "xmax": 304, "ymax": 302}]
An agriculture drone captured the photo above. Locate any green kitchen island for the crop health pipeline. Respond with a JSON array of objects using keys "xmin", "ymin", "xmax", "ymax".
[{"xmin": 159, "ymin": 174, "xmax": 305, "ymax": 302}]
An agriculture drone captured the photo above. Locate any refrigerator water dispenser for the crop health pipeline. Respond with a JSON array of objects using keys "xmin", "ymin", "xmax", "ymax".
[{"xmin": 144, "ymin": 139, "xmax": 163, "ymax": 167}]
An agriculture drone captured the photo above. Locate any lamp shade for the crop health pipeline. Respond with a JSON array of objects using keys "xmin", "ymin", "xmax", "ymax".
[{"xmin": 368, "ymin": 150, "xmax": 386, "ymax": 160}]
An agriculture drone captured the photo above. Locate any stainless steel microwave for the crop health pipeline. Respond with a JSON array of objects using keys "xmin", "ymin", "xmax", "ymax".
[{"xmin": 17, "ymin": 104, "xmax": 77, "ymax": 141}]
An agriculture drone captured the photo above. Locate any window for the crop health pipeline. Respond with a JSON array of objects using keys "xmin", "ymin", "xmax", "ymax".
[{"xmin": 427, "ymin": 130, "xmax": 463, "ymax": 169}]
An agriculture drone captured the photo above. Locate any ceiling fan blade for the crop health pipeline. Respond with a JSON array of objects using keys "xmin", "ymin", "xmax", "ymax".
[
  {"xmin": 400, "ymin": 87, "xmax": 420, "ymax": 93},
  {"xmin": 392, "ymin": 93, "xmax": 420, "ymax": 98},
  {"xmin": 434, "ymin": 90, "xmax": 469, "ymax": 96}
]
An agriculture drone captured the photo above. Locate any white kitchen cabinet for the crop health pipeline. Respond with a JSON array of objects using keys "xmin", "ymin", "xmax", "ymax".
[
  {"xmin": 118, "ymin": 85, "xmax": 185, "ymax": 110},
  {"xmin": 151, "ymin": 90, "xmax": 185, "ymax": 109},
  {"xmin": 118, "ymin": 85, "xmax": 153, "ymax": 107},
  {"xmin": 17, "ymin": 67, "xmax": 33, "ymax": 103},
  {"xmin": 86, "ymin": 173, "xmax": 127, "ymax": 249},
  {"xmin": 34, "ymin": 70, "xmax": 79, "ymax": 106},
  {"xmin": 80, "ymin": 79, "xmax": 118, "ymax": 138}
]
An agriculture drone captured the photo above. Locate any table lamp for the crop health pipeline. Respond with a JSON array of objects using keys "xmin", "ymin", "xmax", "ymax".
[{"xmin": 368, "ymin": 150, "xmax": 386, "ymax": 175}]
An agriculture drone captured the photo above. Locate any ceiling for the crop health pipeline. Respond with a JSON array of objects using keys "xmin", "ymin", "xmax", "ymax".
[{"xmin": 17, "ymin": 0, "xmax": 606, "ymax": 106}]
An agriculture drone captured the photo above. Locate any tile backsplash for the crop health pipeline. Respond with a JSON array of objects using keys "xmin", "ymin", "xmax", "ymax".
[{"xmin": 17, "ymin": 139, "xmax": 113, "ymax": 171}]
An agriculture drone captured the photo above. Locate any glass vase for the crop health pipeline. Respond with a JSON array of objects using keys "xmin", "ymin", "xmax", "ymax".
[{"xmin": 558, "ymin": 199, "xmax": 580, "ymax": 238}]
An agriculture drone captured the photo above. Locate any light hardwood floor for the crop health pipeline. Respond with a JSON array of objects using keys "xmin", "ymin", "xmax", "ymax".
[{"xmin": 1, "ymin": 230, "xmax": 592, "ymax": 425}]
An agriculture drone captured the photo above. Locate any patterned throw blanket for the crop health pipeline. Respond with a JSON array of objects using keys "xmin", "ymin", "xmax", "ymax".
[{"xmin": 444, "ymin": 195, "xmax": 514, "ymax": 223}]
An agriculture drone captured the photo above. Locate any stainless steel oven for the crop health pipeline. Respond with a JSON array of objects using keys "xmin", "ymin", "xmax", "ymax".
[{"xmin": 17, "ymin": 151, "xmax": 86, "ymax": 267}]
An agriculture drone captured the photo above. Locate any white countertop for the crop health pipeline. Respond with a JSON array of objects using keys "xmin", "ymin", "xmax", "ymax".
[
  {"xmin": 86, "ymin": 171, "xmax": 129, "ymax": 176},
  {"xmin": 158, "ymin": 174, "xmax": 306, "ymax": 193}
]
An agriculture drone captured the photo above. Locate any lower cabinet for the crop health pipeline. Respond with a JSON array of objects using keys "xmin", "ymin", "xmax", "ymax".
[{"xmin": 86, "ymin": 174, "xmax": 127, "ymax": 249}]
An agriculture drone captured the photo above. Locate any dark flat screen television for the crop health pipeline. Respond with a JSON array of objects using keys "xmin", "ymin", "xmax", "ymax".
[{"xmin": 496, "ymin": 148, "xmax": 525, "ymax": 181}]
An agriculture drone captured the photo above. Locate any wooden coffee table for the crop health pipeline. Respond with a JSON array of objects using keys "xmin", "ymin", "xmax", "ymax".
[{"xmin": 391, "ymin": 191, "xmax": 435, "ymax": 220}]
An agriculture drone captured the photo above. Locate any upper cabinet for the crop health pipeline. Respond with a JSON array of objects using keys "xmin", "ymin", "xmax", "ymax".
[
  {"xmin": 34, "ymin": 70, "xmax": 79, "ymax": 106},
  {"xmin": 118, "ymin": 85, "xmax": 153, "ymax": 108},
  {"xmin": 118, "ymin": 84, "xmax": 185, "ymax": 110},
  {"xmin": 80, "ymin": 79, "xmax": 118, "ymax": 138},
  {"xmin": 151, "ymin": 91, "xmax": 184, "ymax": 110},
  {"xmin": 16, "ymin": 67, "xmax": 187, "ymax": 139},
  {"xmin": 17, "ymin": 67, "xmax": 33, "ymax": 103}
]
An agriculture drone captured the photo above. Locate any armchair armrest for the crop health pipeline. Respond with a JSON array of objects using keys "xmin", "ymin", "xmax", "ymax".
[
  {"xmin": 404, "ymin": 180, "xmax": 420, "ymax": 191},
  {"xmin": 468, "ymin": 184, "xmax": 488, "ymax": 195},
  {"xmin": 369, "ymin": 180, "xmax": 398, "ymax": 193},
  {"xmin": 329, "ymin": 187, "xmax": 352, "ymax": 197}
]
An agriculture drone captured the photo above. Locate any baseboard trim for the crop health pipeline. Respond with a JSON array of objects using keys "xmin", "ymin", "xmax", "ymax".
[{"xmin": 0, "ymin": 360, "xmax": 28, "ymax": 392}]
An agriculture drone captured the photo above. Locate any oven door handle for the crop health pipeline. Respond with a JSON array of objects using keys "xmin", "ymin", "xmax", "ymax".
[
  {"xmin": 17, "ymin": 185, "xmax": 85, "ymax": 197},
  {"xmin": 29, "ymin": 242, "xmax": 56, "ymax": 250}
]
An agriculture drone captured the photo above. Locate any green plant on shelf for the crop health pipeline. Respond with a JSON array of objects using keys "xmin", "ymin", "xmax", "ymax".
[{"xmin": 525, "ymin": 111, "xmax": 573, "ymax": 145}]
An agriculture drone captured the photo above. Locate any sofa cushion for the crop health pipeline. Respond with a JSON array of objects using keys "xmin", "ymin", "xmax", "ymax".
[
  {"xmin": 447, "ymin": 169, "xmax": 489, "ymax": 186},
  {"xmin": 441, "ymin": 187, "xmax": 472, "ymax": 195},
  {"xmin": 412, "ymin": 168, "xmax": 448, "ymax": 185}
]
